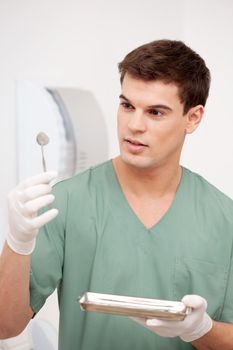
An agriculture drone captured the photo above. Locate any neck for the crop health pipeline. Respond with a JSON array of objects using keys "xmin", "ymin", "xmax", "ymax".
[{"xmin": 112, "ymin": 156, "xmax": 182, "ymax": 198}]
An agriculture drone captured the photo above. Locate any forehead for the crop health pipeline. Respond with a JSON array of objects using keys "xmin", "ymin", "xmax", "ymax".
[{"xmin": 121, "ymin": 74, "xmax": 182, "ymax": 107}]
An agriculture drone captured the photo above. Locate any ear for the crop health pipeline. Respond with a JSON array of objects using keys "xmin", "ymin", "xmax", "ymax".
[{"xmin": 185, "ymin": 105, "xmax": 204, "ymax": 134}]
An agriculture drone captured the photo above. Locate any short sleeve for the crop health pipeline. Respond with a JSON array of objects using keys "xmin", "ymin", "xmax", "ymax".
[
  {"xmin": 220, "ymin": 255, "xmax": 233, "ymax": 323},
  {"xmin": 30, "ymin": 181, "xmax": 68, "ymax": 313}
]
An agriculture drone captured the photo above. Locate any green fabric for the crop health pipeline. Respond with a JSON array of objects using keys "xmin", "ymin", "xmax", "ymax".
[{"xmin": 30, "ymin": 160, "xmax": 233, "ymax": 350}]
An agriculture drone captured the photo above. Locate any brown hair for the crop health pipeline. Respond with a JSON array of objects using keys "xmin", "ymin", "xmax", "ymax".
[{"xmin": 118, "ymin": 39, "xmax": 211, "ymax": 114}]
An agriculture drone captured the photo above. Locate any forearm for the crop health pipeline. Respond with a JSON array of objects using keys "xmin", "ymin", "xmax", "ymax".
[
  {"xmin": 0, "ymin": 172, "xmax": 58, "ymax": 338},
  {"xmin": 0, "ymin": 242, "xmax": 32, "ymax": 338},
  {"xmin": 192, "ymin": 321, "xmax": 233, "ymax": 350}
]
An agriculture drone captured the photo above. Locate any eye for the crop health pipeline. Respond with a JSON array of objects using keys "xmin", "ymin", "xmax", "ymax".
[
  {"xmin": 120, "ymin": 102, "xmax": 134, "ymax": 110},
  {"xmin": 148, "ymin": 109, "xmax": 163, "ymax": 117}
]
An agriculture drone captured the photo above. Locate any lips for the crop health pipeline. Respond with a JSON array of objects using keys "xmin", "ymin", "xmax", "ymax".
[
  {"xmin": 125, "ymin": 138, "xmax": 148, "ymax": 147},
  {"xmin": 124, "ymin": 137, "xmax": 148, "ymax": 154}
]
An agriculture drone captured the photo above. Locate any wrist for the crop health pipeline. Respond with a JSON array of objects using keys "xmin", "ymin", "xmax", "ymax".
[
  {"xmin": 181, "ymin": 313, "xmax": 213, "ymax": 342},
  {"xmin": 6, "ymin": 232, "xmax": 36, "ymax": 255}
]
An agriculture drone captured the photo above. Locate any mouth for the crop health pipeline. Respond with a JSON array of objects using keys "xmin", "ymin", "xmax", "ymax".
[
  {"xmin": 123, "ymin": 138, "xmax": 148, "ymax": 154},
  {"xmin": 125, "ymin": 138, "xmax": 148, "ymax": 147}
]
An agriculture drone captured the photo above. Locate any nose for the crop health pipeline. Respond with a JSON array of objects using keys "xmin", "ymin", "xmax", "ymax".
[{"xmin": 127, "ymin": 111, "xmax": 146, "ymax": 133}]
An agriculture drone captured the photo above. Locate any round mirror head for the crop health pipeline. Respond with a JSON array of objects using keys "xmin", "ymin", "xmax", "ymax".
[{"xmin": 36, "ymin": 132, "xmax": 50, "ymax": 146}]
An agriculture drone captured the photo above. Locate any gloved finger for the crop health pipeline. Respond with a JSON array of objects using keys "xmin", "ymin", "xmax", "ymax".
[
  {"xmin": 137, "ymin": 318, "xmax": 182, "ymax": 338},
  {"xmin": 182, "ymin": 295, "xmax": 207, "ymax": 310},
  {"xmin": 29, "ymin": 208, "xmax": 58, "ymax": 228},
  {"xmin": 147, "ymin": 318, "xmax": 183, "ymax": 328},
  {"xmin": 18, "ymin": 184, "xmax": 53, "ymax": 203},
  {"xmin": 146, "ymin": 318, "xmax": 184, "ymax": 330},
  {"xmin": 131, "ymin": 317, "xmax": 185, "ymax": 338},
  {"xmin": 146, "ymin": 318, "xmax": 193, "ymax": 338},
  {"xmin": 130, "ymin": 316, "xmax": 147, "ymax": 327},
  {"xmin": 148, "ymin": 327, "xmax": 178, "ymax": 338},
  {"xmin": 147, "ymin": 318, "xmax": 169, "ymax": 327},
  {"xmin": 23, "ymin": 194, "xmax": 55, "ymax": 215},
  {"xmin": 18, "ymin": 172, "xmax": 58, "ymax": 190}
]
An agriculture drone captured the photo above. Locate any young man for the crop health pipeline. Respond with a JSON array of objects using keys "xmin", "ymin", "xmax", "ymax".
[{"xmin": 1, "ymin": 40, "xmax": 233, "ymax": 349}]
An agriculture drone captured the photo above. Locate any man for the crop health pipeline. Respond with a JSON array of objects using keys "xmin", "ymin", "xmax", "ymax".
[{"xmin": 1, "ymin": 39, "xmax": 233, "ymax": 349}]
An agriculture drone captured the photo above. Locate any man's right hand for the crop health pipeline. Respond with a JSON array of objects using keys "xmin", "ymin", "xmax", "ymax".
[{"xmin": 7, "ymin": 172, "xmax": 59, "ymax": 255}]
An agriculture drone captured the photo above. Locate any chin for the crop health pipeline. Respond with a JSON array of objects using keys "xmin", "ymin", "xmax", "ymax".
[{"xmin": 120, "ymin": 152, "xmax": 157, "ymax": 170}]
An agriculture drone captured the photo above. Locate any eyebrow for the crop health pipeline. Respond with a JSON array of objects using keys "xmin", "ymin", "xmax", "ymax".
[{"xmin": 119, "ymin": 94, "xmax": 173, "ymax": 111}]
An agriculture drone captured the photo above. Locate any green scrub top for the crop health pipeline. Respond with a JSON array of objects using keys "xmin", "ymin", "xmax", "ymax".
[{"xmin": 30, "ymin": 160, "xmax": 233, "ymax": 350}]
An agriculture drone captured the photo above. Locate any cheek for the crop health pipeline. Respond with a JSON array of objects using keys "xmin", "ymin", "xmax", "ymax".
[
  {"xmin": 152, "ymin": 121, "xmax": 186, "ymax": 145},
  {"xmin": 117, "ymin": 112, "xmax": 127, "ymax": 132},
  {"xmin": 167, "ymin": 123, "xmax": 187, "ymax": 147},
  {"xmin": 117, "ymin": 113, "xmax": 124, "ymax": 138}
]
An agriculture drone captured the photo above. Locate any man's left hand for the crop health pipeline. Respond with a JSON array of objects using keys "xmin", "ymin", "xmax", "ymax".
[{"xmin": 131, "ymin": 294, "xmax": 213, "ymax": 342}]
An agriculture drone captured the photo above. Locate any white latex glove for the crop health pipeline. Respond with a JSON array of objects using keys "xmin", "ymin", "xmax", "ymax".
[
  {"xmin": 7, "ymin": 172, "xmax": 59, "ymax": 255},
  {"xmin": 131, "ymin": 295, "xmax": 213, "ymax": 342}
]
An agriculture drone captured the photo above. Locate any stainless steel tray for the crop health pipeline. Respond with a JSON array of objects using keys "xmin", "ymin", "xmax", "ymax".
[{"xmin": 78, "ymin": 292, "xmax": 191, "ymax": 320}]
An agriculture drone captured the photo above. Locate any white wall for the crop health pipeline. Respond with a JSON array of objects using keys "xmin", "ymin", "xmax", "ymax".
[
  {"xmin": 0, "ymin": 0, "xmax": 233, "ymax": 343},
  {"xmin": 181, "ymin": 0, "xmax": 233, "ymax": 192}
]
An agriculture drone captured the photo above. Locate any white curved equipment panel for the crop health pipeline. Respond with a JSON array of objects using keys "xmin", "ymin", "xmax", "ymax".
[{"xmin": 17, "ymin": 81, "xmax": 109, "ymax": 181}]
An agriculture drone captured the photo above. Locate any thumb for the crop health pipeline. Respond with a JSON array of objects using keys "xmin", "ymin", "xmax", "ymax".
[{"xmin": 182, "ymin": 295, "xmax": 207, "ymax": 311}]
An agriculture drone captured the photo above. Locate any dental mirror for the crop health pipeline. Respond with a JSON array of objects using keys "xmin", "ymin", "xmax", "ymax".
[{"xmin": 36, "ymin": 132, "xmax": 50, "ymax": 172}]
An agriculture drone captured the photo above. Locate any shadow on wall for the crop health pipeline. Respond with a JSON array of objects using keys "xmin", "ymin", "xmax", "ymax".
[{"xmin": 17, "ymin": 81, "xmax": 109, "ymax": 182}]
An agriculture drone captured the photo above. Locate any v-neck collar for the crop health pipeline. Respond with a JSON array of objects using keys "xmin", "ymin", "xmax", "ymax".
[{"xmin": 107, "ymin": 160, "xmax": 187, "ymax": 232}]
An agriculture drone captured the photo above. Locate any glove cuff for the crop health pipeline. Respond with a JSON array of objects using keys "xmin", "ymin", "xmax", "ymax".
[
  {"xmin": 181, "ymin": 313, "xmax": 213, "ymax": 342},
  {"xmin": 7, "ymin": 232, "xmax": 36, "ymax": 255}
]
